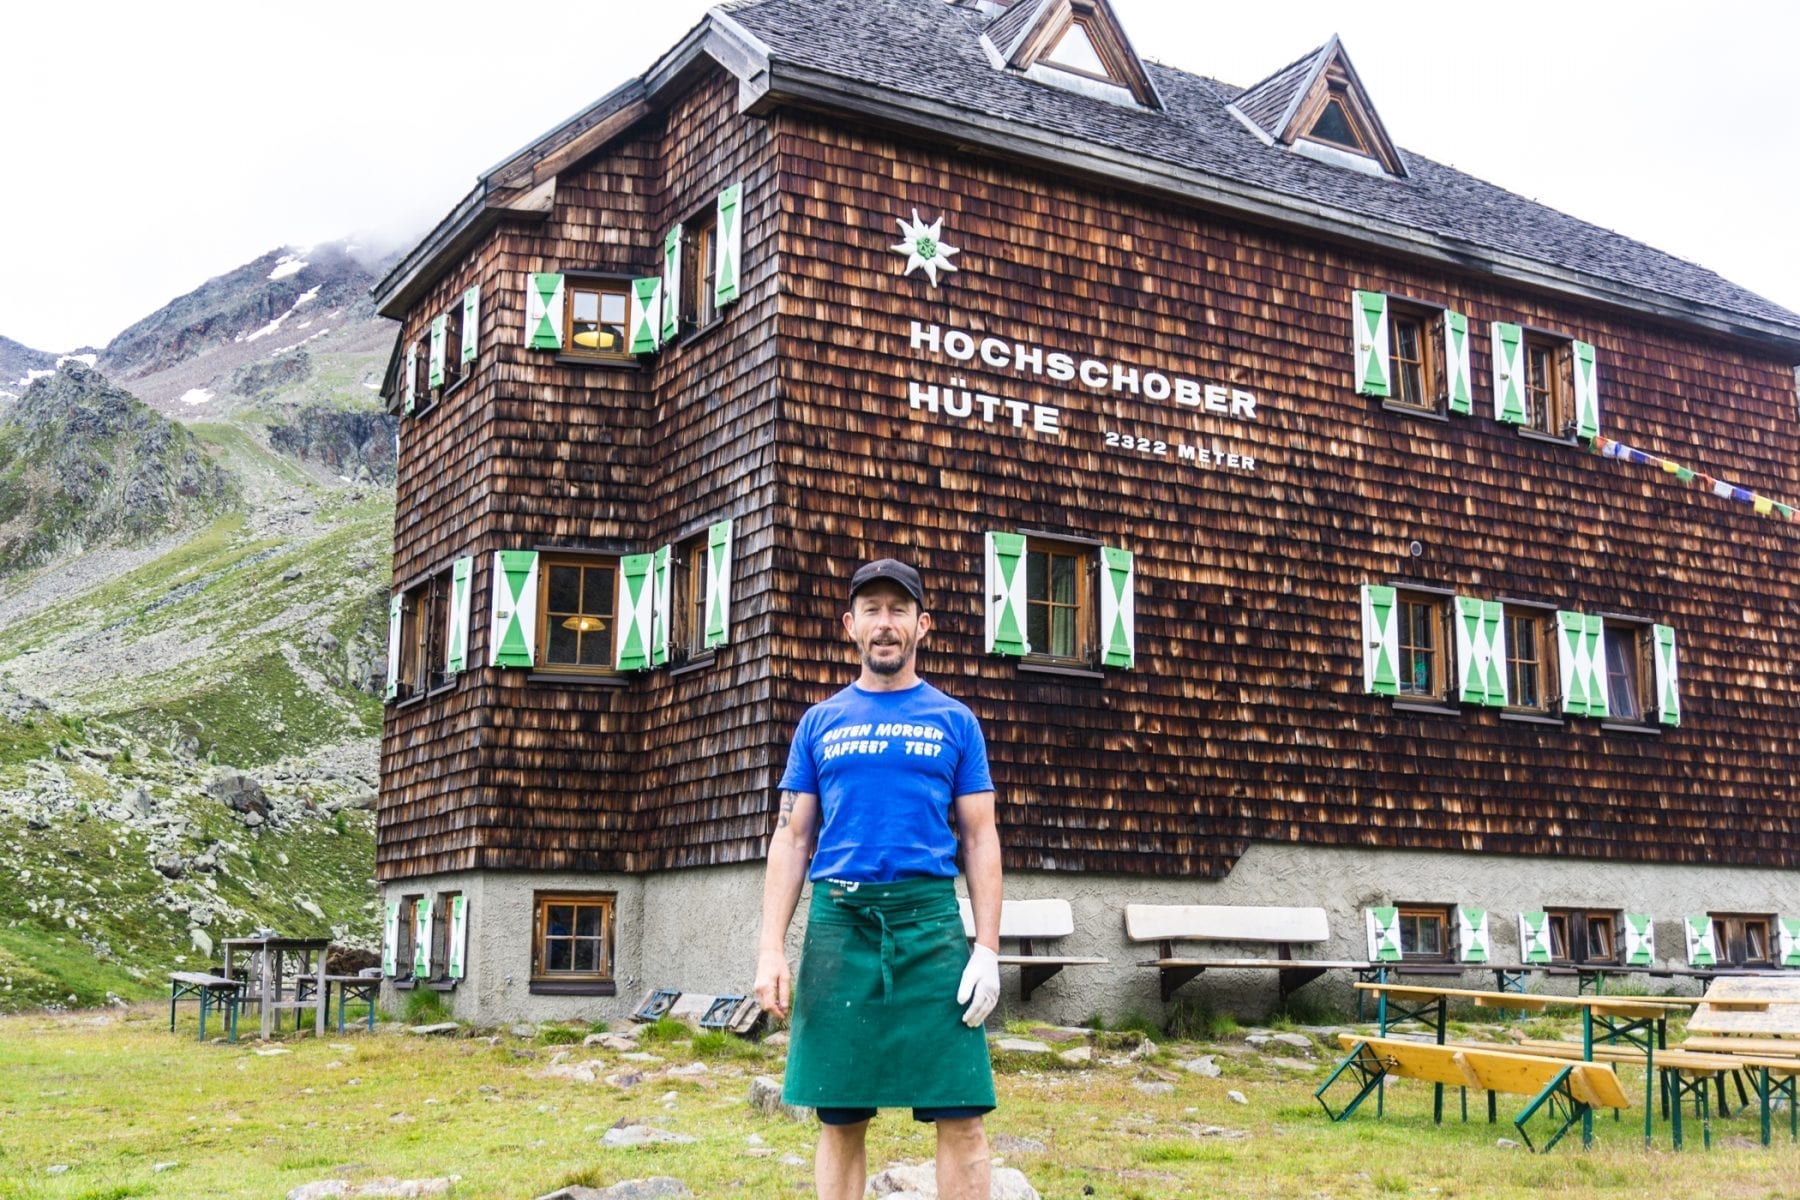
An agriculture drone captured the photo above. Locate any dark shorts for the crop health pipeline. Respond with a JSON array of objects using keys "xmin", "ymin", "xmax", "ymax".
[{"xmin": 816, "ymin": 1105, "xmax": 994, "ymax": 1126}]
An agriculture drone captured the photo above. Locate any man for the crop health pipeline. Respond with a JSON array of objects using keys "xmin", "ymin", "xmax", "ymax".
[{"xmin": 754, "ymin": 558, "xmax": 1003, "ymax": 1200}]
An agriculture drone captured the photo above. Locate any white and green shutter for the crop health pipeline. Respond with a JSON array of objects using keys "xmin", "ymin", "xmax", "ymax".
[
  {"xmin": 1778, "ymin": 917, "xmax": 1800, "ymax": 969},
  {"xmin": 384, "ymin": 594, "xmax": 403, "ymax": 701},
  {"xmin": 403, "ymin": 342, "xmax": 418, "ymax": 414},
  {"xmin": 428, "ymin": 315, "xmax": 447, "ymax": 389},
  {"xmin": 629, "ymin": 277, "xmax": 663, "ymax": 355},
  {"xmin": 650, "ymin": 545, "xmax": 672, "ymax": 668},
  {"xmin": 1492, "ymin": 321, "xmax": 1526, "ymax": 425},
  {"xmin": 489, "ymin": 550, "xmax": 539, "ymax": 668},
  {"xmin": 1457, "ymin": 907, "xmax": 1491, "ymax": 964},
  {"xmin": 1455, "ymin": 596, "xmax": 1507, "ymax": 707},
  {"xmin": 445, "ymin": 556, "xmax": 473, "ymax": 676},
  {"xmin": 414, "ymin": 901, "xmax": 432, "ymax": 979},
  {"xmin": 1366, "ymin": 906, "xmax": 1402, "ymax": 963},
  {"xmin": 447, "ymin": 895, "xmax": 468, "ymax": 981},
  {"xmin": 1360, "ymin": 583, "xmax": 1399, "ymax": 696},
  {"xmin": 616, "ymin": 552, "xmax": 656, "ymax": 671},
  {"xmin": 985, "ymin": 532, "xmax": 1030, "ymax": 656},
  {"xmin": 1519, "ymin": 911, "xmax": 1554, "ymax": 965},
  {"xmin": 525, "ymin": 272, "xmax": 565, "ymax": 350},
  {"xmin": 1556, "ymin": 611, "xmax": 1608, "ymax": 718},
  {"xmin": 1622, "ymin": 913, "xmax": 1656, "ymax": 968},
  {"xmin": 1653, "ymin": 623, "xmax": 1680, "ymax": 726},
  {"xmin": 382, "ymin": 900, "xmax": 400, "ymax": 976},
  {"xmin": 1572, "ymin": 339, "xmax": 1599, "ymax": 439},
  {"xmin": 1444, "ymin": 309, "xmax": 1472, "ymax": 414},
  {"xmin": 1352, "ymin": 290, "xmax": 1390, "ymax": 397},
  {"xmin": 461, "ymin": 285, "xmax": 480, "ymax": 364},
  {"xmin": 704, "ymin": 519, "xmax": 733, "ymax": 650},
  {"xmin": 1683, "ymin": 915, "xmax": 1718, "ymax": 968},
  {"xmin": 715, "ymin": 183, "xmax": 743, "ymax": 307},
  {"xmin": 1098, "ymin": 545, "xmax": 1135, "ymax": 669},
  {"xmin": 661, "ymin": 225, "xmax": 683, "ymax": 343}
]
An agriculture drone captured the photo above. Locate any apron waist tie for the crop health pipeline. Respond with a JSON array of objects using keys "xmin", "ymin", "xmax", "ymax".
[{"xmin": 832, "ymin": 895, "xmax": 897, "ymax": 1005}]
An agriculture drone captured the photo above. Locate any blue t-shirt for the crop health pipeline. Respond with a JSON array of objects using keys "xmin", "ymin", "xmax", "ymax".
[{"xmin": 779, "ymin": 680, "xmax": 994, "ymax": 883}]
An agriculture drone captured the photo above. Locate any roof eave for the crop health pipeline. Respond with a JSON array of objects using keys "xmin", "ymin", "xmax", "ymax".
[{"xmin": 746, "ymin": 61, "xmax": 1800, "ymax": 354}]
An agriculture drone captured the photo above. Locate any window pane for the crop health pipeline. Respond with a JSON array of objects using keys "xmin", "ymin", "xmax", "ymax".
[
  {"xmin": 548, "ymin": 566, "xmax": 580, "ymax": 614},
  {"xmin": 582, "ymin": 567, "xmax": 614, "ymax": 618},
  {"xmin": 1046, "ymin": 22, "xmax": 1107, "ymax": 75},
  {"xmin": 1587, "ymin": 917, "xmax": 1614, "ymax": 960},
  {"xmin": 1310, "ymin": 98, "xmax": 1360, "ymax": 148},
  {"xmin": 600, "ymin": 292, "xmax": 626, "ymax": 325},
  {"xmin": 1747, "ymin": 922, "xmax": 1768, "ymax": 961},
  {"xmin": 577, "ymin": 631, "xmax": 609, "ymax": 667},
  {"xmin": 1050, "ymin": 605, "xmax": 1075, "ymax": 658},
  {"xmin": 574, "ymin": 938, "xmax": 599, "ymax": 973},
  {"xmin": 576, "ymin": 906, "xmax": 602, "ymax": 939},
  {"xmin": 1548, "ymin": 915, "xmax": 1567, "ymax": 959},
  {"xmin": 1026, "ymin": 550, "xmax": 1047, "ymax": 601},
  {"xmin": 548, "ymin": 623, "xmax": 578, "ymax": 664},
  {"xmin": 1049, "ymin": 554, "xmax": 1076, "ymax": 605},
  {"xmin": 546, "ymin": 938, "xmax": 572, "ymax": 972},
  {"xmin": 572, "ymin": 291, "xmax": 599, "ymax": 323},
  {"xmin": 546, "ymin": 905, "xmax": 573, "ymax": 938},
  {"xmin": 1027, "ymin": 603, "xmax": 1049, "ymax": 655},
  {"xmin": 1605, "ymin": 632, "xmax": 1641, "ymax": 720}
]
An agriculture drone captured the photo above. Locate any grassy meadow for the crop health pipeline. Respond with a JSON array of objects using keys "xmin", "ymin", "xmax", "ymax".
[{"xmin": 2, "ymin": 1004, "xmax": 1799, "ymax": 1199}]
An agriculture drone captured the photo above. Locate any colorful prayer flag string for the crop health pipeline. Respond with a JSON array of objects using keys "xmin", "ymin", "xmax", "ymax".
[{"xmin": 1592, "ymin": 436, "xmax": 1798, "ymax": 523}]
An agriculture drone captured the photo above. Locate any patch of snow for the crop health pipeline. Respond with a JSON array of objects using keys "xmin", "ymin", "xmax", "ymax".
[
  {"xmin": 56, "ymin": 353, "xmax": 98, "ymax": 368},
  {"xmin": 269, "ymin": 327, "xmax": 332, "ymax": 356},
  {"xmin": 268, "ymin": 256, "xmax": 307, "ymax": 281},
  {"xmin": 179, "ymin": 388, "xmax": 214, "ymax": 406},
  {"xmin": 245, "ymin": 312, "xmax": 290, "ymax": 343},
  {"xmin": 362, "ymin": 381, "xmax": 381, "ymax": 390},
  {"xmin": 23, "ymin": 368, "xmax": 54, "ymax": 384},
  {"xmin": 296, "ymin": 319, "xmax": 314, "ymax": 330},
  {"xmin": 294, "ymin": 285, "xmax": 321, "ymax": 306}
]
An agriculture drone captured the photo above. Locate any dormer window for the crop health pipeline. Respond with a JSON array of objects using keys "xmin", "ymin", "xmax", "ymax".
[
  {"xmin": 1228, "ymin": 37, "xmax": 1407, "ymax": 178},
  {"xmin": 1044, "ymin": 20, "xmax": 1107, "ymax": 78},
  {"xmin": 1306, "ymin": 93, "xmax": 1363, "ymax": 152},
  {"xmin": 980, "ymin": 0, "xmax": 1162, "ymax": 110}
]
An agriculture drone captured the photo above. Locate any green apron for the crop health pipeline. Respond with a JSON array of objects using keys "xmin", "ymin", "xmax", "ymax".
[{"xmin": 782, "ymin": 876, "xmax": 996, "ymax": 1110}]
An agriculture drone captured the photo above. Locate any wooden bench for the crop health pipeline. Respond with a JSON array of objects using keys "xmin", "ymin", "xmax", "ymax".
[
  {"xmin": 958, "ymin": 898, "xmax": 1107, "ymax": 1002},
  {"xmin": 168, "ymin": 972, "xmax": 245, "ymax": 1043},
  {"xmin": 1125, "ymin": 904, "xmax": 1366, "ymax": 1002},
  {"xmin": 1676, "ymin": 977, "xmax": 1800, "ymax": 1145},
  {"xmin": 1319, "ymin": 1034, "xmax": 1631, "ymax": 1151}
]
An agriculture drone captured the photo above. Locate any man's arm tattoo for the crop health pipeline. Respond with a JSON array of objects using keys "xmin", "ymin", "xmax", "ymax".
[{"xmin": 776, "ymin": 790, "xmax": 799, "ymax": 830}]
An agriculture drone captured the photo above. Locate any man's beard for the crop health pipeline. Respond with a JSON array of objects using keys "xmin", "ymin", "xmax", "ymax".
[{"xmin": 863, "ymin": 640, "xmax": 907, "ymax": 675}]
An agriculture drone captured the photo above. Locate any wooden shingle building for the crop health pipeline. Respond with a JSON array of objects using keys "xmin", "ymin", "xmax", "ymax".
[{"xmin": 372, "ymin": 0, "xmax": 1800, "ymax": 1023}]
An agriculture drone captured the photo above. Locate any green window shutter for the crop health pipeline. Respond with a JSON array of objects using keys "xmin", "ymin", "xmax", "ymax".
[
  {"xmin": 448, "ymin": 895, "xmax": 468, "ymax": 981},
  {"xmin": 1455, "ymin": 595, "xmax": 1485, "ymax": 704},
  {"xmin": 1444, "ymin": 309, "xmax": 1472, "ymax": 414},
  {"xmin": 414, "ymin": 903, "xmax": 432, "ymax": 978},
  {"xmin": 384, "ymin": 595, "xmax": 403, "ymax": 701},
  {"xmin": 428, "ymin": 315, "xmax": 447, "ymax": 389},
  {"xmin": 1622, "ymin": 913, "xmax": 1656, "ymax": 967},
  {"xmin": 1778, "ymin": 917, "xmax": 1800, "ymax": 969},
  {"xmin": 382, "ymin": 900, "xmax": 400, "ymax": 976},
  {"xmin": 1556, "ymin": 610, "xmax": 1593, "ymax": 716},
  {"xmin": 1652, "ymin": 623, "xmax": 1680, "ymax": 726},
  {"xmin": 1457, "ymin": 907, "xmax": 1490, "ymax": 963},
  {"xmin": 704, "ymin": 519, "xmax": 734, "ymax": 649},
  {"xmin": 446, "ymin": 557, "xmax": 473, "ymax": 676},
  {"xmin": 1492, "ymin": 322, "xmax": 1526, "ymax": 424},
  {"xmin": 1480, "ymin": 600, "xmax": 1507, "ymax": 707},
  {"xmin": 1583, "ymin": 614, "xmax": 1609, "ymax": 719},
  {"xmin": 715, "ymin": 183, "xmax": 743, "ymax": 307},
  {"xmin": 1098, "ymin": 546, "xmax": 1135, "ymax": 669},
  {"xmin": 1684, "ymin": 915, "xmax": 1717, "ymax": 968},
  {"xmin": 651, "ymin": 545, "xmax": 672, "ymax": 668},
  {"xmin": 403, "ymin": 343, "xmax": 418, "ymax": 414},
  {"xmin": 984, "ymin": 532, "xmax": 1030, "ymax": 656},
  {"xmin": 1352, "ymin": 290, "xmax": 1390, "ymax": 397},
  {"xmin": 525, "ymin": 273, "xmax": 564, "ymax": 350},
  {"xmin": 1572, "ymin": 339, "xmax": 1599, "ymax": 440},
  {"xmin": 462, "ymin": 286, "xmax": 480, "ymax": 363},
  {"xmin": 488, "ymin": 550, "xmax": 539, "ymax": 668},
  {"xmin": 1366, "ymin": 906, "xmax": 1401, "ymax": 962},
  {"xmin": 629, "ymin": 277, "xmax": 663, "ymax": 354},
  {"xmin": 1519, "ymin": 912, "xmax": 1553, "ymax": 965},
  {"xmin": 1360, "ymin": 584, "xmax": 1398, "ymax": 696},
  {"xmin": 616, "ymin": 553, "xmax": 656, "ymax": 671},
  {"xmin": 661, "ymin": 225, "xmax": 683, "ymax": 343}
]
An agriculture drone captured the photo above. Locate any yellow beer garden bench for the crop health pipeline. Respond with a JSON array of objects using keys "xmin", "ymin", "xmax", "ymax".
[
  {"xmin": 957, "ymin": 898, "xmax": 1107, "ymax": 1002},
  {"xmin": 1317, "ymin": 1034, "xmax": 1632, "ymax": 1152},
  {"xmin": 1124, "ymin": 903, "xmax": 1366, "ymax": 1004}
]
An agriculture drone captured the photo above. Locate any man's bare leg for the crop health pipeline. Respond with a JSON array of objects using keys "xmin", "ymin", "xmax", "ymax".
[
  {"xmin": 816, "ymin": 1119, "xmax": 869, "ymax": 1200},
  {"xmin": 934, "ymin": 1116, "xmax": 991, "ymax": 1200}
]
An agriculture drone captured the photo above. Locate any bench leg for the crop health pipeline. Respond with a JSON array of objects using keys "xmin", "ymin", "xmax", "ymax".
[
  {"xmin": 1315, "ymin": 1043, "xmax": 1387, "ymax": 1123},
  {"xmin": 1159, "ymin": 965, "xmax": 1204, "ymax": 1003},
  {"xmin": 1513, "ymin": 1067, "xmax": 1589, "ymax": 1153},
  {"xmin": 1019, "ymin": 963, "xmax": 1064, "ymax": 1004}
]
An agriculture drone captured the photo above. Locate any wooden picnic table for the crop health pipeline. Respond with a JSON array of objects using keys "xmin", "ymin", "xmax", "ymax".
[
  {"xmin": 167, "ymin": 971, "xmax": 245, "ymax": 1042},
  {"xmin": 222, "ymin": 936, "xmax": 330, "ymax": 1040}
]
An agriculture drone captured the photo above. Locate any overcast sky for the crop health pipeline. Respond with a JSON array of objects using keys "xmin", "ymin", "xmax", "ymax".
[{"xmin": 2, "ymin": 0, "xmax": 1795, "ymax": 352}]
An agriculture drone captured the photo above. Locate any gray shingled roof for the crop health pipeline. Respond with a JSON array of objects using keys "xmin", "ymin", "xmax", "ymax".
[
  {"xmin": 983, "ymin": 0, "xmax": 1047, "ymax": 61},
  {"xmin": 1229, "ymin": 42, "xmax": 1326, "ymax": 139},
  {"xmin": 723, "ymin": 0, "xmax": 1800, "ymax": 333}
]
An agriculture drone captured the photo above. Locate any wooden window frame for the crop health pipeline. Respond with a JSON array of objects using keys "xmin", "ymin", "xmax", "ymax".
[
  {"xmin": 427, "ymin": 891, "xmax": 460, "ymax": 985},
  {"xmin": 1544, "ymin": 908, "xmax": 1621, "ymax": 966},
  {"xmin": 398, "ymin": 572, "xmax": 450, "ymax": 701},
  {"xmin": 683, "ymin": 213, "xmax": 719, "ymax": 337},
  {"xmin": 1023, "ymin": 536, "xmax": 1095, "ymax": 668},
  {"xmin": 1040, "ymin": 14, "xmax": 1120, "ymax": 83},
  {"xmin": 1385, "ymin": 303, "xmax": 1442, "ymax": 415},
  {"xmin": 1522, "ymin": 334, "xmax": 1575, "ymax": 439},
  {"xmin": 669, "ymin": 533, "xmax": 712, "ymax": 666},
  {"xmin": 409, "ymin": 336, "xmax": 435, "ymax": 416},
  {"xmin": 530, "ymin": 891, "xmax": 617, "ymax": 995},
  {"xmin": 1602, "ymin": 619, "xmax": 1653, "ymax": 726},
  {"xmin": 1503, "ymin": 605, "xmax": 1553, "ymax": 714},
  {"xmin": 435, "ymin": 305, "xmax": 463, "ymax": 399},
  {"xmin": 1397, "ymin": 904, "xmax": 1450, "ymax": 962},
  {"xmin": 394, "ymin": 894, "xmax": 423, "ymax": 985},
  {"xmin": 536, "ymin": 553, "xmax": 620, "ymax": 676},
  {"xmin": 562, "ymin": 274, "xmax": 634, "ymax": 362},
  {"xmin": 1711, "ymin": 913, "xmax": 1776, "ymax": 967},
  {"xmin": 1305, "ymin": 87, "xmax": 1369, "ymax": 154},
  {"xmin": 1395, "ymin": 590, "xmax": 1449, "ymax": 702}
]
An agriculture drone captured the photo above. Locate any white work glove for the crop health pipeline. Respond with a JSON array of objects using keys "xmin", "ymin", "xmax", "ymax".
[{"xmin": 957, "ymin": 944, "xmax": 1001, "ymax": 1027}]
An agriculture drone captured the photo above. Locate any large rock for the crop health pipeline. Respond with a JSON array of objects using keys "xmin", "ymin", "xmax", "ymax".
[
  {"xmin": 208, "ymin": 770, "xmax": 270, "ymax": 820},
  {"xmin": 286, "ymin": 1179, "xmax": 454, "ymax": 1200},
  {"xmin": 534, "ymin": 1179, "xmax": 692, "ymax": 1200},
  {"xmin": 866, "ymin": 1162, "xmax": 1040, "ymax": 1199},
  {"xmin": 747, "ymin": 1075, "xmax": 813, "ymax": 1122}
]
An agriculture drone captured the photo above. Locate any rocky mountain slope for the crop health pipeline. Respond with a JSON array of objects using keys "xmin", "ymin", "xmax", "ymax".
[
  {"xmin": 0, "ymin": 237, "xmax": 403, "ymax": 1013},
  {"xmin": 0, "ymin": 335, "xmax": 59, "ymax": 396}
]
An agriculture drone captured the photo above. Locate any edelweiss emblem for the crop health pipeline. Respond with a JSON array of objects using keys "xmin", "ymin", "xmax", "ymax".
[{"xmin": 891, "ymin": 210, "xmax": 959, "ymax": 286}]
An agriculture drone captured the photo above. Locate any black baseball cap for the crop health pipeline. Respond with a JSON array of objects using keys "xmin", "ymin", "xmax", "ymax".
[{"xmin": 849, "ymin": 558, "xmax": 925, "ymax": 606}]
